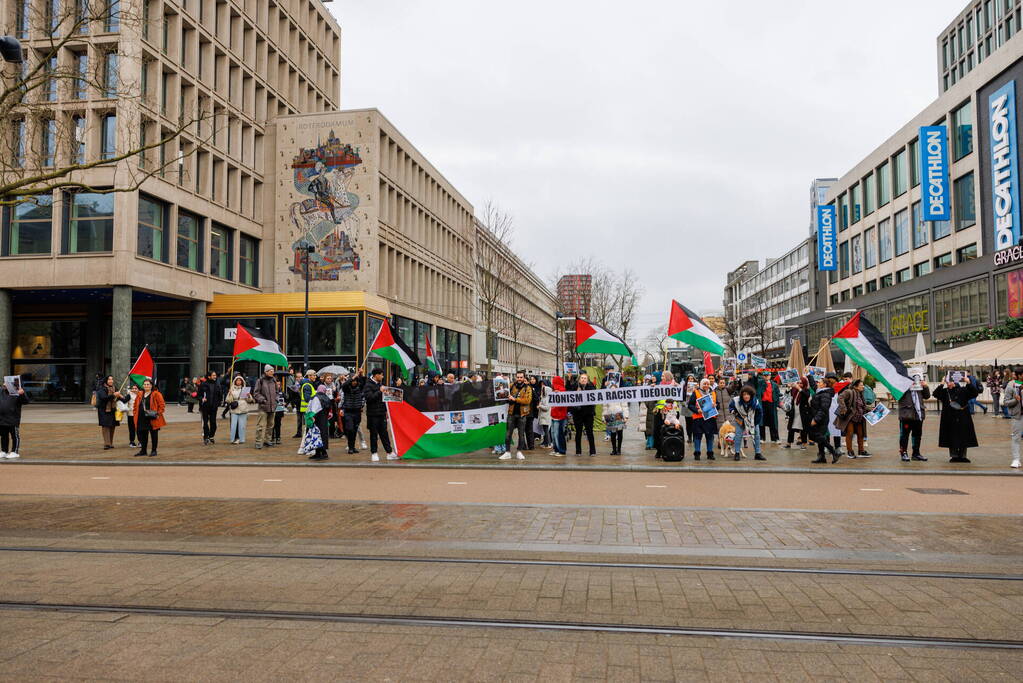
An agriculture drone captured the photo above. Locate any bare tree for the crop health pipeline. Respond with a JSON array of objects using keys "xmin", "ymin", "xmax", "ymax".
[
  {"xmin": 473, "ymin": 201, "xmax": 516, "ymax": 375},
  {"xmin": 640, "ymin": 326, "xmax": 669, "ymax": 371},
  {"xmin": 721, "ymin": 303, "xmax": 742, "ymax": 357},
  {"xmin": 1, "ymin": 2, "xmax": 213, "ymax": 207},
  {"xmin": 741, "ymin": 291, "xmax": 773, "ymax": 357}
]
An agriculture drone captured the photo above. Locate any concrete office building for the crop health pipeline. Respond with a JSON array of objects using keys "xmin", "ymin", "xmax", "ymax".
[
  {"xmin": 1, "ymin": 1, "xmax": 557, "ymax": 401},
  {"xmin": 792, "ymin": 3, "xmax": 1023, "ymax": 359}
]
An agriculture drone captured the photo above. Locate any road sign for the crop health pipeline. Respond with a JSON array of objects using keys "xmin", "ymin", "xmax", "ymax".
[{"xmin": 737, "ymin": 352, "xmax": 749, "ymax": 363}]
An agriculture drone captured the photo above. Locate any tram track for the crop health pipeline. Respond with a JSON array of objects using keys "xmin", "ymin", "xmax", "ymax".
[
  {"xmin": 2, "ymin": 600, "xmax": 1021, "ymax": 651},
  {"xmin": 1, "ymin": 545, "xmax": 1020, "ymax": 581}
]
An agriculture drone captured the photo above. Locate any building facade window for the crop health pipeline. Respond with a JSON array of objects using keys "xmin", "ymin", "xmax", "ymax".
[
  {"xmin": 880, "ymin": 274, "xmax": 894, "ymax": 289},
  {"xmin": 878, "ymin": 218, "xmax": 892, "ymax": 262},
  {"xmin": 851, "ymin": 183, "xmax": 862, "ymax": 223},
  {"xmin": 896, "ymin": 268, "xmax": 911, "ymax": 284},
  {"xmin": 852, "ymin": 285, "xmax": 864, "ymax": 298},
  {"xmin": 239, "ymin": 234, "xmax": 258, "ymax": 286},
  {"xmin": 914, "ymin": 261, "xmax": 932, "ymax": 278},
  {"xmin": 954, "ymin": 172, "xmax": 976, "ymax": 230},
  {"xmin": 934, "ymin": 279, "xmax": 989, "ymax": 332},
  {"xmin": 894, "ymin": 208, "xmax": 910, "ymax": 256},
  {"xmin": 100, "ymin": 114, "xmax": 116, "ymax": 159},
  {"xmin": 934, "ymin": 252, "xmax": 953, "ymax": 269},
  {"xmin": 72, "ymin": 115, "xmax": 85, "ymax": 164},
  {"xmin": 137, "ymin": 195, "xmax": 166, "ymax": 262},
  {"xmin": 42, "ymin": 118, "xmax": 56, "ymax": 166},
  {"xmin": 911, "ymin": 201, "xmax": 928, "ymax": 248},
  {"xmin": 952, "ymin": 100, "xmax": 974, "ymax": 159},
  {"xmin": 74, "ymin": 53, "xmax": 88, "ymax": 99},
  {"xmin": 13, "ymin": 120, "xmax": 25, "ymax": 168},
  {"xmin": 877, "ymin": 160, "xmax": 891, "ymax": 206},
  {"xmin": 839, "ymin": 240, "xmax": 850, "ymax": 279},
  {"xmin": 908, "ymin": 137, "xmax": 920, "ymax": 186},
  {"xmin": 956, "ymin": 243, "xmax": 978, "ymax": 262},
  {"xmin": 851, "ymin": 234, "xmax": 862, "ymax": 273},
  {"xmin": 934, "ymin": 217, "xmax": 952, "ymax": 241},
  {"xmin": 863, "ymin": 226, "xmax": 877, "ymax": 268},
  {"xmin": 104, "ymin": 0, "xmax": 120, "ymax": 32},
  {"xmin": 864, "ymin": 172, "xmax": 876, "ymax": 214},
  {"xmin": 866, "ymin": 280, "xmax": 878, "ymax": 293},
  {"xmin": 15, "ymin": 0, "xmax": 29, "ymax": 38},
  {"xmin": 65, "ymin": 191, "xmax": 114, "ymax": 253},
  {"xmin": 284, "ymin": 316, "xmax": 356, "ymax": 358},
  {"xmin": 893, "ymin": 149, "xmax": 908, "ymax": 197},
  {"xmin": 838, "ymin": 193, "xmax": 849, "ymax": 231},
  {"xmin": 210, "ymin": 223, "xmax": 233, "ymax": 279},
  {"xmin": 889, "ymin": 294, "xmax": 929, "ymax": 337},
  {"xmin": 176, "ymin": 210, "xmax": 202, "ymax": 271},
  {"xmin": 4, "ymin": 196, "xmax": 53, "ymax": 255},
  {"xmin": 103, "ymin": 52, "xmax": 118, "ymax": 98}
]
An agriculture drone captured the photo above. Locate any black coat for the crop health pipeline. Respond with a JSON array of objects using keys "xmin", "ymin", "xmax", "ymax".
[
  {"xmin": 342, "ymin": 376, "xmax": 366, "ymax": 411},
  {"xmin": 933, "ymin": 384, "xmax": 979, "ymax": 449},
  {"xmin": 566, "ymin": 379, "xmax": 597, "ymax": 419},
  {"xmin": 364, "ymin": 378, "xmax": 386, "ymax": 417},
  {"xmin": 198, "ymin": 381, "xmax": 223, "ymax": 412},
  {"xmin": 898, "ymin": 386, "xmax": 931, "ymax": 421},
  {"xmin": 808, "ymin": 387, "xmax": 834, "ymax": 441},
  {"xmin": 0, "ymin": 391, "xmax": 30, "ymax": 427},
  {"xmin": 95, "ymin": 385, "xmax": 119, "ymax": 427},
  {"xmin": 312, "ymin": 391, "xmax": 331, "ymax": 449}
]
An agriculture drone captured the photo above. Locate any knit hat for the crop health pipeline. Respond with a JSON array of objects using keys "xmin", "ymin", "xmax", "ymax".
[{"xmin": 264, "ymin": 364, "xmax": 273, "ymax": 373}]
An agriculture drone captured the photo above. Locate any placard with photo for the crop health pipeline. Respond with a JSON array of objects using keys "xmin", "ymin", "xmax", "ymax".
[
  {"xmin": 382, "ymin": 386, "xmax": 404, "ymax": 403},
  {"xmin": 3, "ymin": 376, "xmax": 20, "ymax": 394},
  {"xmin": 863, "ymin": 402, "xmax": 890, "ymax": 426},
  {"xmin": 493, "ymin": 377, "xmax": 510, "ymax": 401},
  {"xmin": 778, "ymin": 368, "xmax": 800, "ymax": 385}
]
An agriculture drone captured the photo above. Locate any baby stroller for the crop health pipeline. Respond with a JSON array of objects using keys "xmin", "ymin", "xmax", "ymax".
[{"xmin": 660, "ymin": 423, "xmax": 686, "ymax": 462}]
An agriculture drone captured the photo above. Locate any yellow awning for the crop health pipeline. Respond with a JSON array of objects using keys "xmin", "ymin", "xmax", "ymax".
[{"xmin": 208, "ymin": 291, "xmax": 390, "ymax": 317}]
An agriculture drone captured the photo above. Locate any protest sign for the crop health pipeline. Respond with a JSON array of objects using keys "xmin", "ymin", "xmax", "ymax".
[
  {"xmin": 3, "ymin": 376, "xmax": 20, "ymax": 394},
  {"xmin": 564, "ymin": 362, "xmax": 579, "ymax": 375},
  {"xmin": 382, "ymin": 387, "xmax": 404, "ymax": 403},
  {"xmin": 778, "ymin": 368, "xmax": 800, "ymax": 385},
  {"xmin": 864, "ymin": 402, "xmax": 890, "ymax": 426},
  {"xmin": 696, "ymin": 392, "xmax": 718, "ymax": 419},
  {"xmin": 547, "ymin": 384, "xmax": 684, "ymax": 408}
]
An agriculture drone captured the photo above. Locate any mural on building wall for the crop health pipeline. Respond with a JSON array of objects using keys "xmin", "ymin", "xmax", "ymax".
[{"xmin": 289, "ymin": 131, "xmax": 363, "ymax": 280}]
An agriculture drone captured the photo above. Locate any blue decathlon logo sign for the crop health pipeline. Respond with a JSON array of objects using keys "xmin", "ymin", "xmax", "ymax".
[
  {"xmin": 919, "ymin": 126, "xmax": 951, "ymax": 221},
  {"xmin": 816, "ymin": 205, "xmax": 837, "ymax": 271},
  {"xmin": 990, "ymin": 81, "xmax": 1021, "ymax": 250}
]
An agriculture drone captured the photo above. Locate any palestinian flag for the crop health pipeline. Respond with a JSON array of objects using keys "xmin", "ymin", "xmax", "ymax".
[
  {"xmin": 369, "ymin": 320, "xmax": 421, "ymax": 378},
  {"xmin": 233, "ymin": 323, "xmax": 288, "ymax": 367},
  {"xmin": 668, "ymin": 300, "xmax": 725, "ymax": 355},
  {"xmin": 128, "ymin": 346, "xmax": 155, "ymax": 387},
  {"xmin": 424, "ymin": 334, "xmax": 441, "ymax": 375},
  {"xmin": 832, "ymin": 313, "xmax": 913, "ymax": 400},
  {"xmin": 575, "ymin": 319, "xmax": 635, "ymax": 362},
  {"xmin": 387, "ymin": 402, "xmax": 505, "ymax": 459}
]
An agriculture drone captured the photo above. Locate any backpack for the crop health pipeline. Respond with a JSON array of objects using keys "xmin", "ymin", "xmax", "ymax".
[
  {"xmin": 90, "ymin": 391, "xmax": 97, "ymax": 407},
  {"xmin": 862, "ymin": 385, "xmax": 876, "ymax": 408}
]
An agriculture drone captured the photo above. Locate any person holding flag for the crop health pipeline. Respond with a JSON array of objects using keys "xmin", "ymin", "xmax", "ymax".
[
  {"xmin": 132, "ymin": 379, "xmax": 166, "ymax": 457},
  {"xmin": 364, "ymin": 367, "xmax": 397, "ymax": 461},
  {"xmin": 367, "ymin": 320, "xmax": 420, "ymax": 380}
]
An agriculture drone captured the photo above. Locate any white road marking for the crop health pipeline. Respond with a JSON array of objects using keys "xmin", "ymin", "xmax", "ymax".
[
  {"xmin": 860, "ymin": 488, "xmax": 883, "ymax": 492},
  {"xmin": 645, "ymin": 485, "xmax": 668, "ymax": 489},
  {"xmin": 90, "ymin": 477, "xmax": 110, "ymax": 480},
  {"xmin": 263, "ymin": 479, "xmax": 283, "ymax": 482},
  {"xmin": 447, "ymin": 481, "xmax": 468, "ymax": 485}
]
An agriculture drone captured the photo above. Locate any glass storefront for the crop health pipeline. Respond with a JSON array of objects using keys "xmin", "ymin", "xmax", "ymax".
[
  {"xmin": 285, "ymin": 315, "xmax": 357, "ymax": 359},
  {"xmin": 12, "ymin": 363, "xmax": 86, "ymax": 402},
  {"xmin": 934, "ymin": 278, "xmax": 989, "ymax": 333},
  {"xmin": 208, "ymin": 317, "xmax": 276, "ymax": 357}
]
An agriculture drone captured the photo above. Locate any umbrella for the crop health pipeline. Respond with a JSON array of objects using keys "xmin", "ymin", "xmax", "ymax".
[
  {"xmin": 914, "ymin": 332, "xmax": 927, "ymax": 362},
  {"xmin": 787, "ymin": 338, "xmax": 805, "ymax": 375},
  {"xmin": 318, "ymin": 364, "xmax": 349, "ymax": 376},
  {"xmin": 818, "ymin": 338, "xmax": 836, "ymax": 374}
]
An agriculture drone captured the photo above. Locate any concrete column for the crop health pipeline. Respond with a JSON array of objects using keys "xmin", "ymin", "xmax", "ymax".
[
  {"xmin": 191, "ymin": 300, "xmax": 207, "ymax": 378},
  {"xmin": 0, "ymin": 290, "xmax": 11, "ymax": 378},
  {"xmin": 111, "ymin": 286, "xmax": 132, "ymax": 384}
]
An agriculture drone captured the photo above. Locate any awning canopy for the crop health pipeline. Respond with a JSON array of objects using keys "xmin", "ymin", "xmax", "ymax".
[{"xmin": 908, "ymin": 337, "xmax": 1023, "ymax": 366}]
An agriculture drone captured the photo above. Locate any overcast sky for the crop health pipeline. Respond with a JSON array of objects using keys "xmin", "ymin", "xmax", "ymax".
[{"xmin": 329, "ymin": 0, "xmax": 967, "ymax": 339}]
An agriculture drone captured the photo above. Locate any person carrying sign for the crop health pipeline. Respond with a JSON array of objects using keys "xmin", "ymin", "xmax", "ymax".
[
  {"xmin": 500, "ymin": 371, "xmax": 532, "ymax": 460},
  {"xmin": 687, "ymin": 378, "xmax": 718, "ymax": 461},
  {"xmin": 567, "ymin": 372, "xmax": 598, "ymax": 456}
]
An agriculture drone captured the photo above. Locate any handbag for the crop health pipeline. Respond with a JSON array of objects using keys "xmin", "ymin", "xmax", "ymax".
[
  {"xmin": 228, "ymin": 400, "xmax": 239, "ymax": 410},
  {"xmin": 144, "ymin": 409, "xmax": 159, "ymax": 419}
]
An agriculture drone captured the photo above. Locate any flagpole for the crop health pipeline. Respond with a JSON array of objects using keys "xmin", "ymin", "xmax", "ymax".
[{"xmin": 118, "ymin": 344, "xmax": 149, "ymax": 393}]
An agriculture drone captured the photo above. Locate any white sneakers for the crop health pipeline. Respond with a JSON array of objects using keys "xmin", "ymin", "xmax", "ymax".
[
  {"xmin": 361, "ymin": 441, "xmax": 368, "ymax": 449},
  {"xmin": 498, "ymin": 452, "xmax": 512, "ymax": 460},
  {"xmin": 370, "ymin": 453, "xmax": 399, "ymax": 462},
  {"xmin": 387, "ymin": 453, "xmax": 398, "ymax": 460},
  {"xmin": 371, "ymin": 453, "xmax": 380, "ymax": 462},
  {"xmin": 516, "ymin": 451, "xmax": 525, "ymax": 460},
  {"xmin": 1012, "ymin": 460, "xmax": 1021, "ymax": 469},
  {"xmin": 2, "ymin": 452, "xmax": 19, "ymax": 459}
]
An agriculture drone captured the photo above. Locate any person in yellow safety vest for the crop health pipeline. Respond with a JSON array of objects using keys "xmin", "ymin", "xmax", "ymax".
[
  {"xmin": 295, "ymin": 369, "xmax": 317, "ymax": 438},
  {"xmin": 686, "ymin": 378, "xmax": 718, "ymax": 461}
]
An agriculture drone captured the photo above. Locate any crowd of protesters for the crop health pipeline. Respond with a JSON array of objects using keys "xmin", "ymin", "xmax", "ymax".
[{"xmin": 3, "ymin": 362, "xmax": 1023, "ymax": 469}]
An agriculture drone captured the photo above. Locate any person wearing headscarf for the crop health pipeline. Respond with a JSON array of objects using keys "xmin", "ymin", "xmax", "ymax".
[
  {"xmin": 686, "ymin": 378, "xmax": 718, "ymax": 461},
  {"xmin": 933, "ymin": 372, "xmax": 980, "ymax": 463}
]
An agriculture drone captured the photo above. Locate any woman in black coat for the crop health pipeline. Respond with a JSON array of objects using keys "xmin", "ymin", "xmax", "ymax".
[
  {"xmin": 95, "ymin": 375, "xmax": 123, "ymax": 450},
  {"xmin": 309, "ymin": 385, "xmax": 332, "ymax": 461},
  {"xmin": 933, "ymin": 374, "xmax": 980, "ymax": 463},
  {"xmin": 566, "ymin": 373, "xmax": 597, "ymax": 456}
]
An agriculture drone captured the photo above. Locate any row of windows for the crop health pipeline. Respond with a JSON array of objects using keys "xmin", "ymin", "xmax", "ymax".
[
  {"xmin": 941, "ymin": 0, "xmax": 1022, "ymax": 91},
  {"xmin": 378, "ymin": 244, "xmax": 473, "ymax": 325},
  {"xmin": 11, "ymin": 112, "xmax": 117, "ymax": 169},
  {"xmin": 379, "ymin": 180, "xmax": 472, "ymax": 268},
  {"xmin": 829, "ymin": 243, "xmax": 977, "ymax": 305},
  {"xmin": 739, "ymin": 243, "xmax": 810, "ymax": 296},
  {"xmin": 1, "ymin": 193, "xmax": 259, "ymax": 287},
  {"xmin": 380, "ymin": 134, "xmax": 474, "ymax": 235},
  {"xmin": 832, "ymin": 177, "xmax": 976, "ymax": 283},
  {"xmin": 13, "ymin": 0, "xmax": 120, "ymax": 39},
  {"xmin": 835, "ymin": 104, "xmax": 973, "ymax": 232}
]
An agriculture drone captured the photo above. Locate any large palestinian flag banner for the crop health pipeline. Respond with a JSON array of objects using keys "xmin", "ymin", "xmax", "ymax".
[
  {"xmin": 575, "ymin": 319, "xmax": 635, "ymax": 362},
  {"xmin": 668, "ymin": 300, "xmax": 726, "ymax": 355},
  {"xmin": 233, "ymin": 323, "xmax": 288, "ymax": 367},
  {"xmin": 368, "ymin": 321, "xmax": 420, "ymax": 378},
  {"xmin": 832, "ymin": 312, "xmax": 913, "ymax": 399},
  {"xmin": 387, "ymin": 381, "xmax": 506, "ymax": 459}
]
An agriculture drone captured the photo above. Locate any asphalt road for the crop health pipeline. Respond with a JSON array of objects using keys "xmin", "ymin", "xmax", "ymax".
[{"xmin": 2, "ymin": 464, "xmax": 1019, "ymax": 514}]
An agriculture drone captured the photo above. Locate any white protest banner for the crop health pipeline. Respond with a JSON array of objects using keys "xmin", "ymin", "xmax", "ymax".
[{"xmin": 548, "ymin": 384, "xmax": 685, "ymax": 407}]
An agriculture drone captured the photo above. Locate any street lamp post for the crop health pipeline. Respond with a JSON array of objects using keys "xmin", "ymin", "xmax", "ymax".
[
  {"xmin": 303, "ymin": 245, "xmax": 315, "ymax": 373},
  {"xmin": 554, "ymin": 311, "xmax": 563, "ymax": 375}
]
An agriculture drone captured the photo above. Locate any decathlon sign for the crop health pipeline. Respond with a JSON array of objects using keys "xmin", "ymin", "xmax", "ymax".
[
  {"xmin": 816, "ymin": 205, "xmax": 837, "ymax": 271},
  {"xmin": 920, "ymin": 125, "xmax": 951, "ymax": 221},
  {"xmin": 990, "ymin": 81, "xmax": 1021, "ymax": 251}
]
